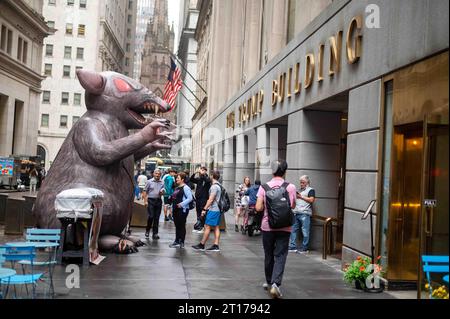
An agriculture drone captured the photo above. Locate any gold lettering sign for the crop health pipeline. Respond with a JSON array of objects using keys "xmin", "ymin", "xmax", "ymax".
[
  {"xmin": 329, "ymin": 31, "xmax": 343, "ymax": 75},
  {"xmin": 347, "ymin": 16, "xmax": 362, "ymax": 64},
  {"xmin": 272, "ymin": 80, "xmax": 278, "ymax": 107},
  {"xmin": 258, "ymin": 90, "xmax": 264, "ymax": 113},
  {"xmin": 294, "ymin": 63, "xmax": 301, "ymax": 94},
  {"xmin": 304, "ymin": 54, "xmax": 315, "ymax": 89},
  {"xmin": 287, "ymin": 68, "xmax": 292, "ymax": 98},
  {"xmin": 278, "ymin": 73, "xmax": 286, "ymax": 103},
  {"xmin": 317, "ymin": 44, "xmax": 325, "ymax": 82},
  {"xmin": 270, "ymin": 15, "xmax": 363, "ymax": 109},
  {"xmin": 234, "ymin": 90, "xmax": 265, "ymax": 126},
  {"xmin": 226, "ymin": 111, "xmax": 235, "ymax": 129}
]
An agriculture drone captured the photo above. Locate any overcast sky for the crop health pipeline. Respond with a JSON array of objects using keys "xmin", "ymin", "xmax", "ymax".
[{"xmin": 167, "ymin": 0, "xmax": 180, "ymax": 52}]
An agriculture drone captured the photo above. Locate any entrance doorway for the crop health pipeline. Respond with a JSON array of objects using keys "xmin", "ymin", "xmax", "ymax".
[{"xmin": 382, "ymin": 52, "xmax": 449, "ymax": 291}]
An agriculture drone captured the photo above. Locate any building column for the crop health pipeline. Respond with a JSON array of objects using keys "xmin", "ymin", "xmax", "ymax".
[
  {"xmin": 234, "ymin": 133, "xmax": 256, "ymax": 190},
  {"xmin": 256, "ymin": 125, "xmax": 279, "ymax": 183},
  {"xmin": 286, "ymin": 109, "xmax": 342, "ymax": 250},
  {"xmin": 0, "ymin": 94, "xmax": 14, "ymax": 156},
  {"xmin": 342, "ymin": 80, "xmax": 382, "ymax": 268},
  {"xmin": 222, "ymin": 138, "xmax": 236, "ymax": 207}
]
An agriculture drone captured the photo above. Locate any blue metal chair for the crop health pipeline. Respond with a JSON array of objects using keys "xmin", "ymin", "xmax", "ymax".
[
  {"xmin": 18, "ymin": 228, "xmax": 61, "ymax": 297},
  {"xmin": 0, "ymin": 245, "xmax": 43, "ymax": 299},
  {"xmin": 422, "ymin": 255, "xmax": 449, "ymax": 298}
]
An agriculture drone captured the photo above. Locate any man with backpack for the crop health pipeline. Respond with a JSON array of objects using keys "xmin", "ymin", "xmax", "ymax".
[
  {"xmin": 255, "ymin": 160, "xmax": 296, "ymax": 299},
  {"xmin": 192, "ymin": 170, "xmax": 229, "ymax": 252}
]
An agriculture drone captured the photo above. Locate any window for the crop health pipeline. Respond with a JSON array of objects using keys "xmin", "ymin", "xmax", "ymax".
[
  {"xmin": 44, "ymin": 64, "xmax": 52, "ymax": 76},
  {"xmin": 127, "ymin": 29, "xmax": 131, "ymax": 38},
  {"xmin": 47, "ymin": 21, "xmax": 55, "ymax": 28},
  {"xmin": 78, "ymin": 24, "xmax": 85, "ymax": 36},
  {"xmin": 48, "ymin": 0, "xmax": 56, "ymax": 5},
  {"xmin": 67, "ymin": 0, "xmax": 74, "ymax": 6},
  {"xmin": 22, "ymin": 41, "xmax": 27, "ymax": 63},
  {"xmin": 0, "ymin": 25, "xmax": 6, "ymax": 51},
  {"xmin": 80, "ymin": 0, "xmax": 87, "ymax": 8},
  {"xmin": 63, "ymin": 65, "xmax": 70, "ymax": 77},
  {"xmin": 74, "ymin": 93, "xmax": 81, "ymax": 105},
  {"xmin": 125, "ymin": 58, "xmax": 129, "ymax": 66},
  {"xmin": 128, "ymin": 1, "xmax": 133, "ymax": 10},
  {"xmin": 61, "ymin": 92, "xmax": 69, "ymax": 104},
  {"xmin": 41, "ymin": 114, "xmax": 49, "ymax": 127},
  {"xmin": 66, "ymin": 23, "xmax": 73, "ymax": 35},
  {"xmin": 60, "ymin": 115, "xmax": 68, "ymax": 128},
  {"xmin": 127, "ymin": 15, "xmax": 132, "ymax": 24},
  {"xmin": 17, "ymin": 37, "xmax": 22, "ymax": 60},
  {"xmin": 76, "ymin": 47, "xmax": 84, "ymax": 59},
  {"xmin": 64, "ymin": 46, "xmax": 72, "ymax": 59},
  {"xmin": 42, "ymin": 91, "xmax": 51, "ymax": 103},
  {"xmin": 73, "ymin": 116, "xmax": 80, "ymax": 124},
  {"xmin": 126, "ymin": 43, "xmax": 130, "ymax": 52},
  {"xmin": 45, "ymin": 44, "xmax": 53, "ymax": 56},
  {"xmin": 6, "ymin": 29, "xmax": 12, "ymax": 54}
]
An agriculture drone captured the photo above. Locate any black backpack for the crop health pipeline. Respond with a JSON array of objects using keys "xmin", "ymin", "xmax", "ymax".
[
  {"xmin": 262, "ymin": 182, "xmax": 294, "ymax": 228},
  {"xmin": 183, "ymin": 187, "xmax": 195, "ymax": 210},
  {"xmin": 216, "ymin": 183, "xmax": 231, "ymax": 213}
]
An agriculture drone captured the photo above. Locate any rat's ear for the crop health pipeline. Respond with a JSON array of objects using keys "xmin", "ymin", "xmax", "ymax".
[{"xmin": 77, "ymin": 69, "xmax": 105, "ymax": 95}]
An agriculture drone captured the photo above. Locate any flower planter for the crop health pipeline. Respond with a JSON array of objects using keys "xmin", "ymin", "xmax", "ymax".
[{"xmin": 355, "ymin": 280, "xmax": 365, "ymax": 290}]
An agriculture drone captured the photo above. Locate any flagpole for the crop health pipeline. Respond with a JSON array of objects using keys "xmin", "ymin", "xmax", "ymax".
[
  {"xmin": 178, "ymin": 90, "xmax": 197, "ymax": 112},
  {"xmin": 169, "ymin": 52, "xmax": 207, "ymax": 95},
  {"xmin": 182, "ymin": 82, "xmax": 202, "ymax": 104}
]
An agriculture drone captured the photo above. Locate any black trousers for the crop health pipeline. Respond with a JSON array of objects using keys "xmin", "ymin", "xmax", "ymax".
[
  {"xmin": 262, "ymin": 231, "xmax": 290, "ymax": 287},
  {"xmin": 173, "ymin": 207, "xmax": 189, "ymax": 243},
  {"xmin": 146, "ymin": 198, "xmax": 162, "ymax": 234},
  {"xmin": 195, "ymin": 198, "xmax": 207, "ymax": 228}
]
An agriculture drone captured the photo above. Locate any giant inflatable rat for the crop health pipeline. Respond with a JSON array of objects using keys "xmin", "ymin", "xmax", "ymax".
[{"xmin": 33, "ymin": 69, "xmax": 175, "ymax": 252}]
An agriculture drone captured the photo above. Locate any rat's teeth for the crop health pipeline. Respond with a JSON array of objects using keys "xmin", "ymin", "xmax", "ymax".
[{"xmin": 155, "ymin": 105, "xmax": 159, "ymax": 115}]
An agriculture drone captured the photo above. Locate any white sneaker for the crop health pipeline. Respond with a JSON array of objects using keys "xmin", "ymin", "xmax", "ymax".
[
  {"xmin": 263, "ymin": 283, "xmax": 270, "ymax": 291},
  {"xmin": 269, "ymin": 283, "xmax": 283, "ymax": 299}
]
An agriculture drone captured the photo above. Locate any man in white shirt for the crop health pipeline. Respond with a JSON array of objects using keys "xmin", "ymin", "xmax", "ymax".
[{"xmin": 137, "ymin": 172, "xmax": 148, "ymax": 200}]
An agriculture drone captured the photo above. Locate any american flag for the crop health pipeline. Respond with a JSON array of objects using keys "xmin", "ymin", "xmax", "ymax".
[{"xmin": 163, "ymin": 57, "xmax": 183, "ymax": 111}]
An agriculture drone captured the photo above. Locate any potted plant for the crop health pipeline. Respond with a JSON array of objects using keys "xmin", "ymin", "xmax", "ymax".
[{"xmin": 343, "ymin": 255, "xmax": 383, "ymax": 290}]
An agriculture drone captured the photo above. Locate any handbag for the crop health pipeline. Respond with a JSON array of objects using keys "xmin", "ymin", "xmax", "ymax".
[{"xmin": 241, "ymin": 195, "xmax": 249, "ymax": 206}]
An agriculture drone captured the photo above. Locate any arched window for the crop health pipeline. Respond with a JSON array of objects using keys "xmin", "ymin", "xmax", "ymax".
[
  {"xmin": 160, "ymin": 63, "xmax": 167, "ymax": 81},
  {"xmin": 36, "ymin": 144, "xmax": 46, "ymax": 167}
]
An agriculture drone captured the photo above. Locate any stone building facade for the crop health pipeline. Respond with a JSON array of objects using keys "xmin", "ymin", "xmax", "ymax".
[
  {"xmin": 0, "ymin": 0, "xmax": 52, "ymax": 165},
  {"xmin": 196, "ymin": 0, "xmax": 449, "ymax": 290}
]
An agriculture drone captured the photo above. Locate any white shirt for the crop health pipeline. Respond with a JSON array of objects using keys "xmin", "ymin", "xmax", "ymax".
[{"xmin": 137, "ymin": 175, "xmax": 148, "ymax": 188}]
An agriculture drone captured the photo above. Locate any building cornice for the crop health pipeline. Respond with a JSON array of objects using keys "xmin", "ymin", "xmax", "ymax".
[
  {"xmin": 194, "ymin": 0, "xmax": 211, "ymax": 42},
  {"xmin": 0, "ymin": 51, "xmax": 45, "ymax": 91},
  {"xmin": 100, "ymin": 19, "xmax": 126, "ymax": 57},
  {"xmin": 192, "ymin": 97, "xmax": 207, "ymax": 122},
  {"xmin": 5, "ymin": 0, "xmax": 53, "ymax": 38}
]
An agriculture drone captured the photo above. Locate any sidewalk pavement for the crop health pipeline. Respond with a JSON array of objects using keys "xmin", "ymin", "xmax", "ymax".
[{"xmin": 0, "ymin": 211, "xmax": 415, "ymax": 299}]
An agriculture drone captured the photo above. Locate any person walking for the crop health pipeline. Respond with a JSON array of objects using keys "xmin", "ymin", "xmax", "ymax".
[
  {"xmin": 192, "ymin": 170, "xmax": 223, "ymax": 252},
  {"xmin": 235, "ymin": 177, "xmax": 251, "ymax": 232},
  {"xmin": 142, "ymin": 169, "xmax": 165, "ymax": 240},
  {"xmin": 255, "ymin": 160, "xmax": 296, "ymax": 299},
  {"xmin": 289, "ymin": 175, "xmax": 316, "ymax": 253},
  {"xmin": 162, "ymin": 169, "xmax": 176, "ymax": 221},
  {"xmin": 29, "ymin": 166, "xmax": 38, "ymax": 193},
  {"xmin": 169, "ymin": 172, "xmax": 194, "ymax": 249},
  {"xmin": 137, "ymin": 171, "xmax": 148, "ymax": 201},
  {"xmin": 190, "ymin": 166, "xmax": 211, "ymax": 233}
]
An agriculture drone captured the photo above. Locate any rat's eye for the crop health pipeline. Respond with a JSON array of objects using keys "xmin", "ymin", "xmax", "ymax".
[{"xmin": 114, "ymin": 78, "xmax": 132, "ymax": 92}]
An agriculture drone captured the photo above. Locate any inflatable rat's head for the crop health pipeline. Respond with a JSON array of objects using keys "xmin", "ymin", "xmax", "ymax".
[{"xmin": 76, "ymin": 69, "xmax": 172, "ymax": 129}]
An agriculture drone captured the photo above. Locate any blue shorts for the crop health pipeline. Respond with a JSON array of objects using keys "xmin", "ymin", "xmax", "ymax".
[{"xmin": 205, "ymin": 211, "xmax": 221, "ymax": 227}]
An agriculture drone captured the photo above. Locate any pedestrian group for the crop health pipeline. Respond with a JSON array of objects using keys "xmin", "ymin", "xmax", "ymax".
[{"xmin": 136, "ymin": 159, "xmax": 315, "ymax": 299}]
